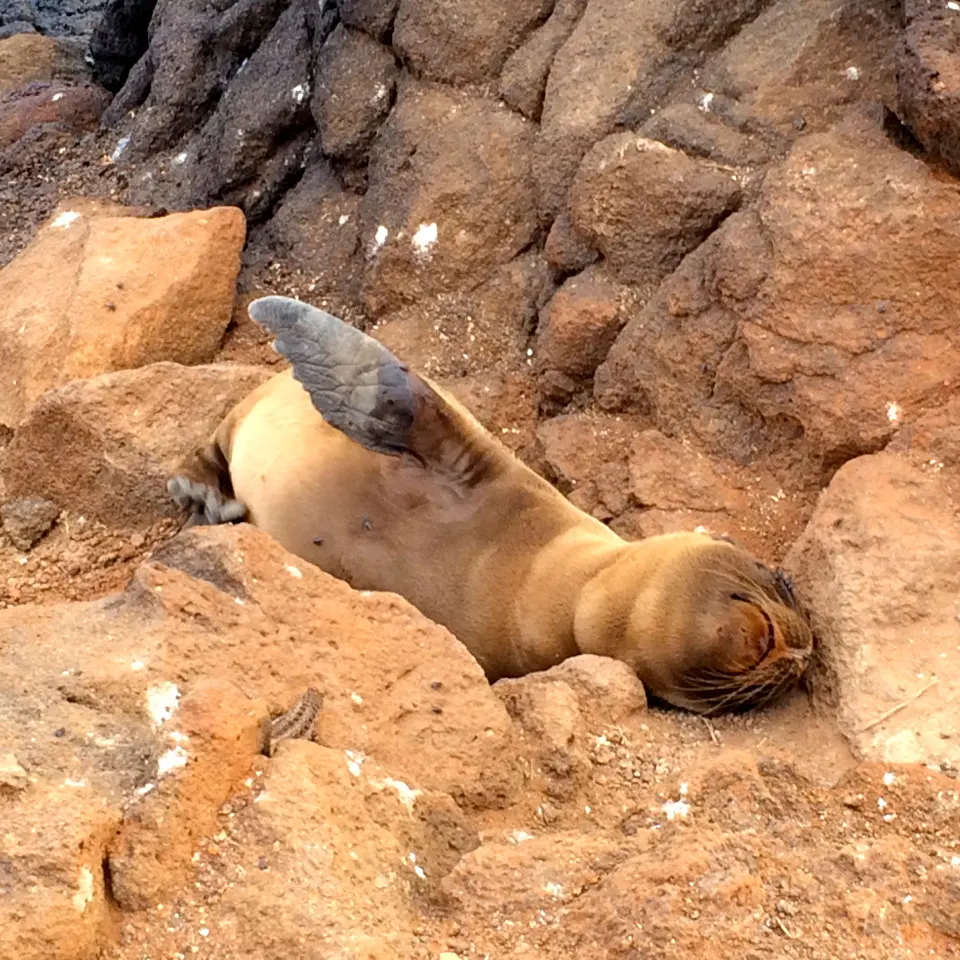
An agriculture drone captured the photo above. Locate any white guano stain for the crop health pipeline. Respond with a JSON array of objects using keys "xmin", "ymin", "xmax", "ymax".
[
  {"xmin": 145, "ymin": 681, "xmax": 181, "ymax": 726},
  {"xmin": 157, "ymin": 746, "xmax": 188, "ymax": 776},
  {"xmin": 72, "ymin": 867, "xmax": 95, "ymax": 913},
  {"xmin": 412, "ymin": 222, "xmax": 438, "ymax": 258},
  {"xmin": 52, "ymin": 211, "xmax": 81, "ymax": 229}
]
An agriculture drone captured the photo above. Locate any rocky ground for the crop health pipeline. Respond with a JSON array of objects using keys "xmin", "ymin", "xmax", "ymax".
[{"xmin": 0, "ymin": 1, "xmax": 958, "ymax": 958}]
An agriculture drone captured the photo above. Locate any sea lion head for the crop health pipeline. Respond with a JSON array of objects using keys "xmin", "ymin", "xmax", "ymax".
[{"xmin": 601, "ymin": 533, "xmax": 815, "ymax": 715}]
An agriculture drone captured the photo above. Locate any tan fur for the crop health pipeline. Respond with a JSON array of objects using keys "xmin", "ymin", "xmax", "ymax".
[{"xmin": 180, "ymin": 369, "xmax": 813, "ymax": 713}]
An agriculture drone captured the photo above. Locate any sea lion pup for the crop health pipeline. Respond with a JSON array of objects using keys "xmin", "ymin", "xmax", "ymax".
[{"xmin": 168, "ymin": 296, "xmax": 814, "ymax": 715}]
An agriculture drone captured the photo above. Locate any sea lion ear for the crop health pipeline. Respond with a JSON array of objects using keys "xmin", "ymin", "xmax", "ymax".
[{"xmin": 248, "ymin": 296, "xmax": 491, "ymax": 485}]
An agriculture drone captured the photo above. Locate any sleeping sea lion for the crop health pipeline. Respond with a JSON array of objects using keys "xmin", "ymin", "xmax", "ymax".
[{"xmin": 168, "ymin": 296, "xmax": 814, "ymax": 715}]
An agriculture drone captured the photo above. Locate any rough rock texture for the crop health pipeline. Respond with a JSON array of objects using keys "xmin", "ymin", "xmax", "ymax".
[
  {"xmin": 338, "ymin": 0, "xmax": 400, "ymax": 41},
  {"xmin": 393, "ymin": 0, "xmax": 554, "ymax": 86},
  {"xmin": 1, "ymin": 363, "xmax": 271, "ymax": 530},
  {"xmin": 697, "ymin": 0, "xmax": 900, "ymax": 142},
  {"xmin": 360, "ymin": 83, "xmax": 538, "ymax": 316},
  {"xmin": 786, "ymin": 452, "xmax": 960, "ymax": 772},
  {"xmin": 0, "ymin": 201, "xmax": 246, "ymax": 427},
  {"xmin": 897, "ymin": 0, "xmax": 960, "ymax": 177},
  {"xmin": 0, "ymin": 495, "xmax": 59, "ymax": 549},
  {"xmin": 242, "ymin": 158, "xmax": 364, "ymax": 314},
  {"xmin": 596, "ymin": 113, "xmax": 960, "ymax": 472},
  {"xmin": 0, "ymin": 81, "xmax": 111, "ymax": 150},
  {"xmin": 313, "ymin": 23, "xmax": 398, "ymax": 161},
  {"xmin": 570, "ymin": 134, "xmax": 743, "ymax": 287},
  {"xmin": 100, "ymin": 0, "xmax": 298, "ymax": 159},
  {"xmin": 629, "ymin": 429, "xmax": 750, "ymax": 518},
  {"xmin": 0, "ymin": 32, "xmax": 57, "ymax": 96},
  {"xmin": 535, "ymin": 413, "xmax": 779, "ymax": 551},
  {"xmin": 0, "ymin": 0, "xmax": 107, "ymax": 37},
  {"xmin": 88, "ymin": 0, "xmax": 158, "ymax": 92},
  {"xmin": 534, "ymin": 0, "xmax": 770, "ymax": 223},
  {"xmin": 534, "ymin": 264, "xmax": 629, "ymax": 403},
  {"xmin": 173, "ymin": 0, "xmax": 316, "ymax": 222},
  {"xmin": 499, "ymin": 0, "xmax": 588, "ymax": 122}
]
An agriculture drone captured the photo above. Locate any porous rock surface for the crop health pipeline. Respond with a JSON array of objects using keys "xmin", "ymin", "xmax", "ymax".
[
  {"xmin": 786, "ymin": 452, "xmax": 960, "ymax": 772},
  {"xmin": 0, "ymin": 200, "xmax": 246, "ymax": 428},
  {"xmin": 1, "ymin": 362, "xmax": 272, "ymax": 529},
  {"xmin": 0, "ymin": 0, "xmax": 959, "ymax": 957}
]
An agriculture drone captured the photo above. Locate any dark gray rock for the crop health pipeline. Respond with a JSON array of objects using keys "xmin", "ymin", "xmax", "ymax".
[
  {"xmin": 103, "ymin": 0, "xmax": 291, "ymax": 158},
  {"xmin": 338, "ymin": 0, "xmax": 399, "ymax": 41},
  {"xmin": 185, "ymin": 0, "xmax": 316, "ymax": 218},
  {"xmin": 313, "ymin": 23, "xmax": 397, "ymax": 160},
  {"xmin": 88, "ymin": 0, "xmax": 158, "ymax": 92}
]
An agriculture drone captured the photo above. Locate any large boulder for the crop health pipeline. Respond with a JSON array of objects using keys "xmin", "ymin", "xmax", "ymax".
[
  {"xmin": 392, "ymin": 0, "xmax": 554, "ymax": 85},
  {"xmin": 1, "ymin": 363, "xmax": 271, "ymax": 530},
  {"xmin": 0, "ymin": 522, "xmax": 522, "ymax": 957},
  {"xmin": 360, "ymin": 83, "xmax": 538, "ymax": 316},
  {"xmin": 897, "ymin": 0, "xmax": 960, "ymax": 178},
  {"xmin": 596, "ymin": 113, "xmax": 960, "ymax": 472},
  {"xmin": 785, "ymin": 452, "xmax": 960, "ymax": 773},
  {"xmin": 0, "ymin": 201, "xmax": 246, "ymax": 427},
  {"xmin": 534, "ymin": 0, "xmax": 769, "ymax": 223},
  {"xmin": 313, "ymin": 23, "xmax": 398, "ymax": 161},
  {"xmin": 569, "ymin": 133, "xmax": 742, "ymax": 287}
]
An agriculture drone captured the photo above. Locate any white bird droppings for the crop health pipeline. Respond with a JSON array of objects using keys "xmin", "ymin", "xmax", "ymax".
[
  {"xmin": 412, "ymin": 222, "xmax": 438, "ymax": 257},
  {"xmin": 886, "ymin": 401, "xmax": 902, "ymax": 423},
  {"xmin": 373, "ymin": 224, "xmax": 388, "ymax": 252},
  {"xmin": 699, "ymin": 92, "xmax": 714, "ymax": 112},
  {"xmin": 882, "ymin": 771, "xmax": 897, "ymax": 787},
  {"xmin": 130, "ymin": 659, "xmax": 146, "ymax": 671},
  {"xmin": 339, "ymin": 214, "xmax": 350, "ymax": 225},
  {"xmin": 51, "ymin": 92, "xmax": 64, "ymax": 102},
  {"xmin": 145, "ymin": 681, "xmax": 181, "ymax": 726},
  {"xmin": 381, "ymin": 777, "xmax": 422, "ymax": 811},
  {"xmin": 52, "ymin": 211, "xmax": 81, "ymax": 229},
  {"xmin": 949, "ymin": 1, "xmax": 960, "ymax": 11},
  {"xmin": 662, "ymin": 782, "xmax": 691, "ymax": 820},
  {"xmin": 72, "ymin": 867, "xmax": 95, "ymax": 913},
  {"xmin": 172, "ymin": 151, "xmax": 188, "ymax": 165},
  {"xmin": 544, "ymin": 881, "xmax": 565, "ymax": 898},
  {"xmin": 157, "ymin": 746, "xmax": 188, "ymax": 776},
  {"xmin": 845, "ymin": 66, "xmax": 861, "ymax": 81},
  {"xmin": 285, "ymin": 564, "xmax": 303, "ymax": 579},
  {"xmin": 345, "ymin": 750, "xmax": 365, "ymax": 777},
  {"xmin": 291, "ymin": 83, "xmax": 308, "ymax": 104}
]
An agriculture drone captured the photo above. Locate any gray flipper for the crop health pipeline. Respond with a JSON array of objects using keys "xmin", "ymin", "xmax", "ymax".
[
  {"xmin": 248, "ymin": 295, "xmax": 419, "ymax": 459},
  {"xmin": 167, "ymin": 476, "xmax": 248, "ymax": 527}
]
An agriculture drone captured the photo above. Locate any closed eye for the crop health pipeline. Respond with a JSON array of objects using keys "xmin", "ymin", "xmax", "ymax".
[{"xmin": 731, "ymin": 593, "xmax": 775, "ymax": 661}]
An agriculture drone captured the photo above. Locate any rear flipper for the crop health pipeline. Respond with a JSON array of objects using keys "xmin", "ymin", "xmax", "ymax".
[
  {"xmin": 167, "ymin": 475, "xmax": 248, "ymax": 527},
  {"xmin": 247, "ymin": 295, "xmax": 498, "ymax": 490}
]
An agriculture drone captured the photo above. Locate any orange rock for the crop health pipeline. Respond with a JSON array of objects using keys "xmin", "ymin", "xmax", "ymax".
[
  {"xmin": 0, "ymin": 201, "xmax": 246, "ymax": 427},
  {"xmin": 2, "ymin": 362, "xmax": 272, "ymax": 529},
  {"xmin": 108, "ymin": 678, "xmax": 269, "ymax": 910},
  {"xmin": 535, "ymin": 265, "xmax": 626, "ymax": 382},
  {"xmin": 0, "ymin": 81, "xmax": 111, "ymax": 150},
  {"xmin": 0, "ymin": 34, "xmax": 57, "ymax": 98}
]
